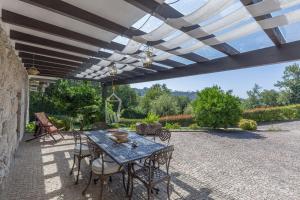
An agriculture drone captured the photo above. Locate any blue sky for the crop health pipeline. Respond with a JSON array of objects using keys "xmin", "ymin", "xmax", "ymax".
[
  {"xmin": 129, "ymin": 0, "xmax": 300, "ymax": 98},
  {"xmin": 131, "ymin": 60, "xmax": 300, "ymax": 98}
]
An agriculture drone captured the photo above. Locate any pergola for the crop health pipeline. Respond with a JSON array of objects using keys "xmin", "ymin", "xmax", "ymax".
[{"xmin": 2, "ymin": 0, "xmax": 300, "ymax": 86}]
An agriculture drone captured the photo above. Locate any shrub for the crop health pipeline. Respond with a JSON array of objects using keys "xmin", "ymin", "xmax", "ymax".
[
  {"xmin": 143, "ymin": 113, "xmax": 160, "ymax": 124},
  {"xmin": 238, "ymin": 119, "xmax": 257, "ymax": 131},
  {"xmin": 243, "ymin": 104, "xmax": 300, "ymax": 123},
  {"xmin": 192, "ymin": 86, "xmax": 242, "ymax": 128},
  {"xmin": 119, "ymin": 118, "xmax": 142, "ymax": 126},
  {"xmin": 164, "ymin": 122, "xmax": 181, "ymax": 130},
  {"xmin": 160, "ymin": 114, "xmax": 194, "ymax": 126},
  {"xmin": 188, "ymin": 123, "xmax": 200, "ymax": 130},
  {"xmin": 129, "ymin": 123, "xmax": 137, "ymax": 131},
  {"xmin": 26, "ymin": 122, "xmax": 35, "ymax": 133},
  {"xmin": 48, "ymin": 115, "xmax": 74, "ymax": 131},
  {"xmin": 121, "ymin": 107, "xmax": 146, "ymax": 119},
  {"xmin": 48, "ymin": 116, "xmax": 65, "ymax": 129}
]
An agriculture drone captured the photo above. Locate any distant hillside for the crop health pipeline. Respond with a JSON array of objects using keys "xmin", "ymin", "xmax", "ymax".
[{"xmin": 133, "ymin": 88, "xmax": 197, "ymax": 100}]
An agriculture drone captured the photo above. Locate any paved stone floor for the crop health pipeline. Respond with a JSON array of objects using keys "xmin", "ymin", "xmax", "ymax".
[{"xmin": 1, "ymin": 121, "xmax": 300, "ymax": 200}]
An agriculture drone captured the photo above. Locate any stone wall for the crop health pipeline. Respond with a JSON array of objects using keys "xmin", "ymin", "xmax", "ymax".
[{"xmin": 0, "ymin": 24, "xmax": 29, "ymax": 186}]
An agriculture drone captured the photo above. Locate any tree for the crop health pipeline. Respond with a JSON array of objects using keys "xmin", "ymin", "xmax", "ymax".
[
  {"xmin": 244, "ymin": 84, "xmax": 262, "ymax": 109},
  {"xmin": 260, "ymin": 89, "xmax": 279, "ymax": 106},
  {"xmin": 150, "ymin": 93, "xmax": 179, "ymax": 116},
  {"xmin": 192, "ymin": 86, "xmax": 242, "ymax": 128},
  {"xmin": 139, "ymin": 84, "xmax": 170, "ymax": 113},
  {"xmin": 275, "ymin": 63, "xmax": 300, "ymax": 104},
  {"xmin": 30, "ymin": 80, "xmax": 104, "ymax": 129},
  {"xmin": 111, "ymin": 85, "xmax": 138, "ymax": 109},
  {"xmin": 174, "ymin": 96, "xmax": 190, "ymax": 114}
]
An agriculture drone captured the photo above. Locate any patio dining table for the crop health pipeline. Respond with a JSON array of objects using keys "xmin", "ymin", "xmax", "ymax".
[{"xmin": 84, "ymin": 130, "xmax": 167, "ymax": 198}]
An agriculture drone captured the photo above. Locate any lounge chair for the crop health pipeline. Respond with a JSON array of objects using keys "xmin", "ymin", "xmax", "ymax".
[{"xmin": 26, "ymin": 112, "xmax": 64, "ymax": 142}]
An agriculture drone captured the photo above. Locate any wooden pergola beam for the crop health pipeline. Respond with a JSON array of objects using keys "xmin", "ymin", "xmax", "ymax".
[
  {"xmin": 19, "ymin": 52, "xmax": 81, "ymax": 67},
  {"xmin": 240, "ymin": 0, "xmax": 286, "ymax": 46},
  {"xmin": 111, "ymin": 40, "xmax": 300, "ymax": 84},
  {"xmin": 22, "ymin": 58, "xmax": 79, "ymax": 69},
  {"xmin": 15, "ymin": 43, "xmax": 87, "ymax": 62}
]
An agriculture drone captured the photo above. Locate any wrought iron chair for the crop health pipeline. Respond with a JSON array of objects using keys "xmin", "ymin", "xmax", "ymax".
[
  {"xmin": 154, "ymin": 128, "xmax": 171, "ymax": 145},
  {"xmin": 130, "ymin": 145, "xmax": 174, "ymax": 200},
  {"xmin": 82, "ymin": 139, "xmax": 125, "ymax": 199},
  {"xmin": 70, "ymin": 131, "xmax": 91, "ymax": 184}
]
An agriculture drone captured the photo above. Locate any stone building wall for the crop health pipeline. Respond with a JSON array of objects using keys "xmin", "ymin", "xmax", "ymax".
[{"xmin": 0, "ymin": 24, "xmax": 29, "ymax": 186}]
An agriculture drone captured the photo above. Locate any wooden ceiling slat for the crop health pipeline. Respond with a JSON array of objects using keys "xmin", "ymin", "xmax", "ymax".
[
  {"xmin": 19, "ymin": 0, "xmax": 128, "ymax": 35},
  {"xmin": 15, "ymin": 43, "xmax": 87, "ymax": 62},
  {"xmin": 19, "ymin": 52, "xmax": 81, "ymax": 67},
  {"xmin": 24, "ymin": 64, "xmax": 75, "ymax": 73},
  {"xmin": 10, "ymin": 30, "xmax": 173, "ymax": 73},
  {"xmin": 124, "ymin": 0, "xmax": 239, "ymax": 56},
  {"xmin": 241, "ymin": 0, "xmax": 286, "ymax": 46},
  {"xmin": 2, "ymin": 10, "xmax": 112, "ymax": 48},
  {"xmin": 22, "ymin": 58, "xmax": 78, "ymax": 69},
  {"xmin": 11, "ymin": 30, "xmax": 97, "ymax": 56},
  {"xmin": 13, "ymin": 1, "xmax": 207, "ymax": 63},
  {"xmin": 5, "ymin": 11, "xmax": 185, "ymax": 69}
]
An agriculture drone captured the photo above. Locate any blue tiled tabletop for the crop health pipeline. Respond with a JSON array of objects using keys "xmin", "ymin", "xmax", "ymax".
[{"xmin": 84, "ymin": 130, "xmax": 166, "ymax": 165}]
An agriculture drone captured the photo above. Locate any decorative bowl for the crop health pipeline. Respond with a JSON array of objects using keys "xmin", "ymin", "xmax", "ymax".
[{"xmin": 111, "ymin": 131, "xmax": 128, "ymax": 141}]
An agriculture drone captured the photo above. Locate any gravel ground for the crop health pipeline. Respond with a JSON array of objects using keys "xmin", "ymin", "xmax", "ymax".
[{"xmin": 1, "ymin": 120, "xmax": 300, "ymax": 200}]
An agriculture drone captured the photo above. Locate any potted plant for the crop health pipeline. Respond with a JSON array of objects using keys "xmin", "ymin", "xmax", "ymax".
[{"xmin": 136, "ymin": 113, "xmax": 162, "ymax": 135}]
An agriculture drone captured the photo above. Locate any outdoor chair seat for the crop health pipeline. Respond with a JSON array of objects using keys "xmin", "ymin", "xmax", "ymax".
[
  {"xmin": 82, "ymin": 139, "xmax": 125, "ymax": 199},
  {"xmin": 92, "ymin": 158, "xmax": 122, "ymax": 175},
  {"xmin": 74, "ymin": 144, "xmax": 90, "ymax": 156}
]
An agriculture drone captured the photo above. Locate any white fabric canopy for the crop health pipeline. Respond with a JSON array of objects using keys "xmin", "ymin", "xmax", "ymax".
[
  {"xmin": 133, "ymin": 23, "xmax": 176, "ymax": 43},
  {"xmin": 171, "ymin": 42, "xmax": 205, "ymax": 55},
  {"xmin": 157, "ymin": 33, "xmax": 193, "ymax": 49},
  {"xmin": 131, "ymin": 0, "xmax": 300, "ymax": 57},
  {"xmin": 107, "ymin": 53, "xmax": 124, "ymax": 61},
  {"xmin": 91, "ymin": 65, "xmax": 102, "ymax": 70},
  {"xmin": 153, "ymin": 52, "xmax": 173, "ymax": 61},
  {"xmin": 211, "ymin": 9, "xmax": 300, "ymax": 45},
  {"xmin": 167, "ymin": 0, "xmax": 235, "ymax": 28},
  {"xmin": 98, "ymin": 60, "xmax": 111, "ymax": 67},
  {"xmin": 188, "ymin": 0, "xmax": 300, "ymax": 38},
  {"xmin": 122, "ymin": 57, "xmax": 138, "ymax": 63},
  {"xmin": 121, "ymin": 39, "xmax": 142, "ymax": 54},
  {"xmin": 122, "ymin": 65, "xmax": 136, "ymax": 71}
]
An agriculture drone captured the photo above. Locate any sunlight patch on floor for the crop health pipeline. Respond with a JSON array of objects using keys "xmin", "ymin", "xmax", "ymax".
[
  {"xmin": 43, "ymin": 163, "xmax": 58, "ymax": 176},
  {"xmin": 44, "ymin": 176, "xmax": 62, "ymax": 194},
  {"xmin": 42, "ymin": 154, "xmax": 54, "ymax": 163}
]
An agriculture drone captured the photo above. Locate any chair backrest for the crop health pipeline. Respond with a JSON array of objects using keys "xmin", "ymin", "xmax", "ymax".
[
  {"xmin": 87, "ymin": 139, "xmax": 106, "ymax": 174},
  {"xmin": 148, "ymin": 145, "xmax": 174, "ymax": 175},
  {"xmin": 35, "ymin": 112, "xmax": 57, "ymax": 133},
  {"xmin": 155, "ymin": 128, "xmax": 171, "ymax": 145},
  {"xmin": 87, "ymin": 138, "xmax": 103, "ymax": 161},
  {"xmin": 35, "ymin": 112, "xmax": 49, "ymax": 126},
  {"xmin": 72, "ymin": 130, "xmax": 82, "ymax": 145}
]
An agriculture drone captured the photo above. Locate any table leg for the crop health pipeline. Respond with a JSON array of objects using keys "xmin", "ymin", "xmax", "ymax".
[{"xmin": 124, "ymin": 163, "xmax": 133, "ymax": 199}]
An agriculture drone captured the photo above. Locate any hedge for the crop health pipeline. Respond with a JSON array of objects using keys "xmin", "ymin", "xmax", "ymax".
[
  {"xmin": 159, "ymin": 114, "xmax": 194, "ymax": 126},
  {"xmin": 243, "ymin": 104, "xmax": 300, "ymax": 123},
  {"xmin": 119, "ymin": 118, "xmax": 142, "ymax": 126},
  {"xmin": 120, "ymin": 114, "xmax": 195, "ymax": 127}
]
